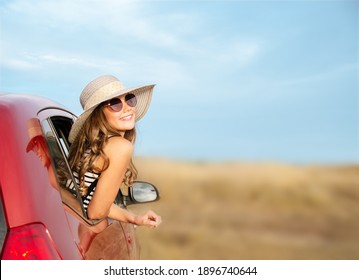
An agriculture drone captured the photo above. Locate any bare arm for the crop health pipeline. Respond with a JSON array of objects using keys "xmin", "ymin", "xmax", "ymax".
[
  {"xmin": 87, "ymin": 136, "xmax": 133, "ymax": 220},
  {"xmin": 86, "ymin": 136, "xmax": 161, "ymax": 227},
  {"xmin": 108, "ymin": 203, "xmax": 161, "ymax": 227}
]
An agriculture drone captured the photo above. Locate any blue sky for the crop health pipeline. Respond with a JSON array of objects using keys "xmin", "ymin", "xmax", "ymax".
[{"xmin": 0, "ymin": 0, "xmax": 358, "ymax": 164}]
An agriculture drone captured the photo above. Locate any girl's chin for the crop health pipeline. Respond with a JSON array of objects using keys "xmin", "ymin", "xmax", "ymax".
[{"xmin": 117, "ymin": 124, "xmax": 135, "ymax": 132}]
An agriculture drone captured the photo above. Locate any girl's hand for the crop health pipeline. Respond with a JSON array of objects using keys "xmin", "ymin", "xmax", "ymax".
[{"xmin": 135, "ymin": 210, "xmax": 162, "ymax": 228}]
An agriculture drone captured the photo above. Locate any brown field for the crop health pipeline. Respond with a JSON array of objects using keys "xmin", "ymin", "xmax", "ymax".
[{"xmin": 128, "ymin": 157, "xmax": 359, "ymax": 260}]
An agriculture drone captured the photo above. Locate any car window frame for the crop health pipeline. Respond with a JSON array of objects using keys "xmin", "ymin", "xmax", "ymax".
[{"xmin": 38, "ymin": 109, "xmax": 103, "ymax": 226}]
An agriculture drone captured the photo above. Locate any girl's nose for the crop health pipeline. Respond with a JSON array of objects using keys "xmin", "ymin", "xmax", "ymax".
[{"xmin": 121, "ymin": 99, "xmax": 133, "ymax": 113}]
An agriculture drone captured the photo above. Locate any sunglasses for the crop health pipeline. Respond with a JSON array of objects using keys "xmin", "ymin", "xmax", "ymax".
[{"xmin": 104, "ymin": 93, "xmax": 137, "ymax": 112}]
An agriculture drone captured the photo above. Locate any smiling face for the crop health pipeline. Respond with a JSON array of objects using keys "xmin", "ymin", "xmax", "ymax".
[{"xmin": 102, "ymin": 93, "xmax": 136, "ymax": 134}]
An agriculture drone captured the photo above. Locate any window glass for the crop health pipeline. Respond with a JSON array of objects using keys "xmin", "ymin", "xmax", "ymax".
[{"xmin": 41, "ymin": 117, "xmax": 99, "ymax": 225}]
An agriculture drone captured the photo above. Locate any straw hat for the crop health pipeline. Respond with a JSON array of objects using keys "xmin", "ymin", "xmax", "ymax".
[
  {"xmin": 26, "ymin": 118, "xmax": 43, "ymax": 152},
  {"xmin": 68, "ymin": 75, "xmax": 155, "ymax": 143}
]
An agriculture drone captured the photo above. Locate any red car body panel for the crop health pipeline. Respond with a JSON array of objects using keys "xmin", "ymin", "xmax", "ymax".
[
  {"xmin": 0, "ymin": 93, "xmax": 141, "ymax": 260},
  {"xmin": 0, "ymin": 94, "xmax": 83, "ymax": 259}
]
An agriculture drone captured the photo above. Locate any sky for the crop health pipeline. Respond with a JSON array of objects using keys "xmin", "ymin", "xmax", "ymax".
[{"xmin": 0, "ymin": 0, "xmax": 358, "ymax": 164}]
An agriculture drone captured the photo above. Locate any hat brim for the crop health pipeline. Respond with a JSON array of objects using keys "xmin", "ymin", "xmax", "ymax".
[{"xmin": 68, "ymin": 84, "xmax": 155, "ymax": 143}]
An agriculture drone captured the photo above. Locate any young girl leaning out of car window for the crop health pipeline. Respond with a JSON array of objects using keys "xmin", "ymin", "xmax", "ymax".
[{"xmin": 67, "ymin": 75, "xmax": 161, "ymax": 228}]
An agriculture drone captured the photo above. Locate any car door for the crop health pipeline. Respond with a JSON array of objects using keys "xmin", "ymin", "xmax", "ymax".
[{"xmin": 37, "ymin": 108, "xmax": 139, "ymax": 260}]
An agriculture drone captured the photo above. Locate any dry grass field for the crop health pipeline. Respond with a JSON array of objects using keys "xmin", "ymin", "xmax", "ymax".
[{"xmin": 128, "ymin": 157, "xmax": 359, "ymax": 260}]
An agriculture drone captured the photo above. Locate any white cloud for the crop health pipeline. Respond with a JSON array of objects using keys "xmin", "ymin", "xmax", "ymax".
[
  {"xmin": 1, "ymin": 0, "xmax": 263, "ymax": 89},
  {"xmin": 217, "ymin": 40, "xmax": 262, "ymax": 67},
  {"xmin": 26, "ymin": 53, "xmax": 103, "ymax": 68},
  {"xmin": 0, "ymin": 50, "xmax": 102, "ymax": 70},
  {"xmin": 1, "ymin": 0, "xmax": 201, "ymax": 86},
  {"xmin": 1, "ymin": 49, "xmax": 192, "ymax": 89},
  {"xmin": 2, "ymin": 0, "xmax": 264, "ymax": 67},
  {"xmin": 3, "ymin": 0, "xmax": 191, "ymax": 50},
  {"xmin": 1, "ymin": 57, "xmax": 39, "ymax": 70},
  {"xmin": 6, "ymin": 0, "xmax": 137, "ymax": 23}
]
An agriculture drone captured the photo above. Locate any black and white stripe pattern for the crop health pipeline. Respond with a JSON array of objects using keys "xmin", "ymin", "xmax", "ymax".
[{"xmin": 66, "ymin": 170, "xmax": 100, "ymax": 212}]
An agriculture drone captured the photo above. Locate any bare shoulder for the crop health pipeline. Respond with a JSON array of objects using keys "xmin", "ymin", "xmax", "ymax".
[{"xmin": 103, "ymin": 136, "xmax": 133, "ymax": 158}]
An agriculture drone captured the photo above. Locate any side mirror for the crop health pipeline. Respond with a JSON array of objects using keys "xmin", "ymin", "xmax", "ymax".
[{"xmin": 129, "ymin": 181, "xmax": 160, "ymax": 204}]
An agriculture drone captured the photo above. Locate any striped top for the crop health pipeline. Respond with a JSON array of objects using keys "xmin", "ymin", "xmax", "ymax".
[
  {"xmin": 66, "ymin": 169, "xmax": 100, "ymax": 213},
  {"xmin": 66, "ymin": 136, "xmax": 119, "ymax": 214}
]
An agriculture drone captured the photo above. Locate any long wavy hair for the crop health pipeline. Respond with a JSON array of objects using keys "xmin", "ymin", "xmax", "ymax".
[{"xmin": 68, "ymin": 104, "xmax": 137, "ymax": 196}]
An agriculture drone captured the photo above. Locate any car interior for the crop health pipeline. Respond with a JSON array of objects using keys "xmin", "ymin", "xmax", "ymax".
[{"xmin": 43, "ymin": 116, "xmax": 102, "ymax": 225}]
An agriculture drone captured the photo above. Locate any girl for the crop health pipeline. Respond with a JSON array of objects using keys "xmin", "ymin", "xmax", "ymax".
[{"xmin": 67, "ymin": 75, "xmax": 161, "ymax": 228}]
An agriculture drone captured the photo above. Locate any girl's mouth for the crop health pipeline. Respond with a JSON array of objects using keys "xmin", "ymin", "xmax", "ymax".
[{"xmin": 120, "ymin": 114, "xmax": 133, "ymax": 121}]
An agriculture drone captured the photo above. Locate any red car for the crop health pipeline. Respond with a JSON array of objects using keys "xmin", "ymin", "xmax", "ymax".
[{"xmin": 0, "ymin": 93, "xmax": 159, "ymax": 260}]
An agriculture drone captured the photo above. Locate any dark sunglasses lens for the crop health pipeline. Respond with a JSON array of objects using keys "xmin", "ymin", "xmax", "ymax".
[
  {"xmin": 108, "ymin": 98, "xmax": 123, "ymax": 112},
  {"xmin": 125, "ymin": 93, "xmax": 137, "ymax": 107}
]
